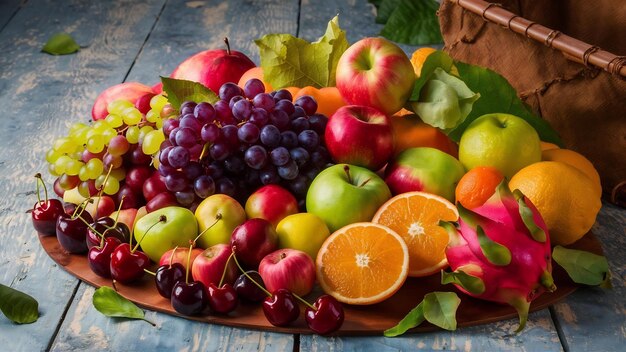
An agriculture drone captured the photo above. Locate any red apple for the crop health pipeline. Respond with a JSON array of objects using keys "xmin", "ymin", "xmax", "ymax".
[
  {"xmin": 325, "ymin": 105, "xmax": 393, "ymax": 171},
  {"xmin": 244, "ymin": 185, "xmax": 298, "ymax": 228},
  {"xmin": 230, "ymin": 218, "xmax": 278, "ymax": 269},
  {"xmin": 336, "ymin": 37, "xmax": 415, "ymax": 116},
  {"xmin": 192, "ymin": 244, "xmax": 238, "ymax": 287},
  {"xmin": 108, "ymin": 208, "xmax": 138, "ymax": 232},
  {"xmin": 170, "ymin": 38, "xmax": 255, "ymax": 93},
  {"xmin": 84, "ymin": 196, "xmax": 115, "ymax": 218},
  {"xmin": 160, "ymin": 247, "xmax": 203, "ymax": 271},
  {"xmin": 259, "ymin": 249, "xmax": 316, "ymax": 296},
  {"xmin": 91, "ymin": 82, "xmax": 155, "ymax": 120}
]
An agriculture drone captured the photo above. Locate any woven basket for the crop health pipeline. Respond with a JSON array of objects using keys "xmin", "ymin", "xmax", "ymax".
[{"xmin": 439, "ymin": 0, "xmax": 626, "ymax": 206}]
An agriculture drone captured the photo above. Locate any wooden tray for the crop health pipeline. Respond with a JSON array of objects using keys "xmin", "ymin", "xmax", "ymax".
[{"xmin": 39, "ymin": 232, "xmax": 602, "ymax": 335}]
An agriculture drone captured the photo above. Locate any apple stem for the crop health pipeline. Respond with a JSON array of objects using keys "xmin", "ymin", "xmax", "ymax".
[
  {"xmin": 185, "ymin": 243, "xmax": 193, "ymax": 284},
  {"xmin": 280, "ymin": 252, "xmax": 287, "ymax": 260},
  {"xmin": 168, "ymin": 246, "xmax": 179, "ymax": 268},
  {"xmin": 231, "ymin": 247, "xmax": 272, "ymax": 298},
  {"xmin": 144, "ymin": 268, "xmax": 156, "ymax": 276},
  {"xmin": 132, "ymin": 215, "xmax": 166, "ymax": 253},
  {"xmin": 358, "ymin": 178, "xmax": 371, "ymax": 188},
  {"xmin": 218, "ymin": 251, "xmax": 235, "ymax": 287},
  {"xmin": 343, "ymin": 165, "xmax": 353, "ymax": 184},
  {"xmin": 224, "ymin": 37, "xmax": 231, "ymax": 55},
  {"xmin": 34, "ymin": 173, "xmax": 47, "ymax": 204},
  {"xmin": 191, "ymin": 213, "xmax": 222, "ymax": 247},
  {"xmin": 292, "ymin": 293, "xmax": 317, "ymax": 311}
]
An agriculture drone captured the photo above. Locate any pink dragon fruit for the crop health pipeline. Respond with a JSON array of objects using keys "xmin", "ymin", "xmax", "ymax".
[{"xmin": 440, "ymin": 181, "xmax": 556, "ymax": 332}]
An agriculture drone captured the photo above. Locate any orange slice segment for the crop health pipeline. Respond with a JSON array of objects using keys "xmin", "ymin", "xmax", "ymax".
[
  {"xmin": 372, "ymin": 192, "xmax": 459, "ymax": 277},
  {"xmin": 316, "ymin": 223, "xmax": 409, "ymax": 305}
]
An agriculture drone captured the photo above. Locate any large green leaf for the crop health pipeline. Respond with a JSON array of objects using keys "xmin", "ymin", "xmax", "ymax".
[
  {"xmin": 552, "ymin": 246, "xmax": 611, "ymax": 287},
  {"xmin": 0, "ymin": 284, "xmax": 39, "ymax": 324},
  {"xmin": 41, "ymin": 33, "xmax": 80, "ymax": 55},
  {"xmin": 255, "ymin": 16, "xmax": 348, "ymax": 89},
  {"xmin": 93, "ymin": 286, "xmax": 154, "ymax": 325},
  {"xmin": 160, "ymin": 77, "xmax": 218, "ymax": 109},
  {"xmin": 451, "ymin": 62, "xmax": 562, "ymax": 145},
  {"xmin": 384, "ymin": 292, "xmax": 460, "ymax": 336},
  {"xmin": 379, "ymin": 0, "xmax": 443, "ymax": 45}
]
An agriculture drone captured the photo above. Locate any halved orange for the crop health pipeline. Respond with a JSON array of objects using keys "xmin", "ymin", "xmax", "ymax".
[
  {"xmin": 372, "ymin": 192, "xmax": 459, "ymax": 277},
  {"xmin": 316, "ymin": 222, "xmax": 409, "ymax": 305}
]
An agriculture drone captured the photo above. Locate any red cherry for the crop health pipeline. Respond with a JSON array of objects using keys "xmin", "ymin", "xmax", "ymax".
[
  {"xmin": 262, "ymin": 288, "xmax": 300, "ymax": 327},
  {"xmin": 32, "ymin": 199, "xmax": 65, "ymax": 235},
  {"xmin": 171, "ymin": 281, "xmax": 209, "ymax": 316},
  {"xmin": 305, "ymin": 295, "xmax": 344, "ymax": 335},
  {"xmin": 207, "ymin": 283, "xmax": 238, "ymax": 314},
  {"xmin": 56, "ymin": 212, "xmax": 93, "ymax": 254},
  {"xmin": 109, "ymin": 243, "xmax": 150, "ymax": 283},
  {"xmin": 155, "ymin": 263, "xmax": 185, "ymax": 299},
  {"xmin": 88, "ymin": 237, "xmax": 122, "ymax": 278}
]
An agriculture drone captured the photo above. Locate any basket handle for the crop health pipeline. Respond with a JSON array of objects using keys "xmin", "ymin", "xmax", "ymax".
[{"xmin": 452, "ymin": 0, "xmax": 626, "ymax": 78}]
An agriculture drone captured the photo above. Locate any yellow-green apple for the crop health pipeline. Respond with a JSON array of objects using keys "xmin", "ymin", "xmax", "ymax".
[
  {"xmin": 170, "ymin": 38, "xmax": 255, "ymax": 93},
  {"xmin": 133, "ymin": 206, "xmax": 198, "ymax": 262},
  {"xmin": 276, "ymin": 213, "xmax": 330, "ymax": 260},
  {"xmin": 230, "ymin": 218, "xmax": 278, "ymax": 269},
  {"xmin": 191, "ymin": 244, "xmax": 238, "ymax": 287},
  {"xmin": 92, "ymin": 82, "xmax": 155, "ymax": 120},
  {"xmin": 306, "ymin": 164, "xmax": 391, "ymax": 232},
  {"xmin": 258, "ymin": 249, "xmax": 316, "ymax": 296},
  {"xmin": 385, "ymin": 147, "xmax": 465, "ymax": 202},
  {"xmin": 245, "ymin": 185, "xmax": 298, "ymax": 228},
  {"xmin": 194, "ymin": 194, "xmax": 246, "ymax": 248},
  {"xmin": 458, "ymin": 113, "xmax": 542, "ymax": 179},
  {"xmin": 159, "ymin": 247, "xmax": 203, "ymax": 271},
  {"xmin": 325, "ymin": 105, "xmax": 394, "ymax": 171},
  {"xmin": 335, "ymin": 37, "xmax": 415, "ymax": 116}
]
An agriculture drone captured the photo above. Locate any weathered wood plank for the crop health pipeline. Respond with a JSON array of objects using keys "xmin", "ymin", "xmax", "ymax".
[
  {"xmin": 51, "ymin": 284, "xmax": 293, "ymax": 352},
  {"xmin": 50, "ymin": 0, "xmax": 298, "ymax": 350},
  {"xmin": 0, "ymin": 0, "xmax": 166, "ymax": 350},
  {"xmin": 551, "ymin": 202, "xmax": 626, "ymax": 352},
  {"xmin": 125, "ymin": 0, "xmax": 300, "ymax": 86},
  {"xmin": 0, "ymin": 0, "xmax": 23, "ymax": 32}
]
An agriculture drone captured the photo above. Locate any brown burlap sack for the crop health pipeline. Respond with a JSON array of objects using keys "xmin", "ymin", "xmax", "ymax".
[{"xmin": 439, "ymin": 0, "xmax": 626, "ymax": 206}]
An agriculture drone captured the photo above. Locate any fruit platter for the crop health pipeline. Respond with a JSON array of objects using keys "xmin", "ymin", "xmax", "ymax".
[{"xmin": 27, "ymin": 16, "xmax": 611, "ymax": 337}]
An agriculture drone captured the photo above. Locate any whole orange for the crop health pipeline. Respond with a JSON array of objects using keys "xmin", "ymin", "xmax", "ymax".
[
  {"xmin": 294, "ymin": 86, "xmax": 347, "ymax": 117},
  {"xmin": 455, "ymin": 166, "xmax": 505, "ymax": 209}
]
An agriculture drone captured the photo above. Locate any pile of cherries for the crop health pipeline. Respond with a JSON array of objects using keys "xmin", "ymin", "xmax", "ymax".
[{"xmin": 155, "ymin": 244, "xmax": 344, "ymax": 335}]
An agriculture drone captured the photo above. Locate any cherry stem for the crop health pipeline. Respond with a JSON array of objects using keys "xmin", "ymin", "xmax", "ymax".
[
  {"xmin": 292, "ymin": 293, "xmax": 316, "ymax": 311},
  {"xmin": 199, "ymin": 143, "xmax": 209, "ymax": 161},
  {"xmin": 218, "ymin": 251, "xmax": 235, "ymax": 287},
  {"xmin": 112, "ymin": 280, "xmax": 118, "ymax": 292},
  {"xmin": 191, "ymin": 213, "xmax": 222, "ymax": 247},
  {"xmin": 34, "ymin": 173, "xmax": 46, "ymax": 204},
  {"xmin": 132, "ymin": 215, "xmax": 166, "ymax": 253},
  {"xmin": 168, "ymin": 246, "xmax": 179, "ymax": 268},
  {"xmin": 224, "ymin": 37, "xmax": 231, "ymax": 55},
  {"xmin": 72, "ymin": 198, "xmax": 91, "ymax": 220},
  {"xmin": 144, "ymin": 269, "xmax": 156, "ymax": 276},
  {"xmin": 95, "ymin": 165, "xmax": 114, "ymax": 219},
  {"xmin": 185, "ymin": 244, "xmax": 193, "ymax": 284},
  {"xmin": 231, "ymin": 248, "xmax": 272, "ymax": 297},
  {"xmin": 343, "ymin": 165, "xmax": 353, "ymax": 184}
]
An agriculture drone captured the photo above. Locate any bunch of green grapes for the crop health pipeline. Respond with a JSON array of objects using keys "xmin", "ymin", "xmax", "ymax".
[{"xmin": 45, "ymin": 95, "xmax": 171, "ymax": 200}]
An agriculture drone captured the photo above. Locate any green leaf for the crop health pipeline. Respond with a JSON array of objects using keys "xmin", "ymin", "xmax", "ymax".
[
  {"xmin": 384, "ymin": 301, "xmax": 425, "ymax": 337},
  {"xmin": 41, "ymin": 33, "xmax": 80, "ymax": 55},
  {"xmin": 450, "ymin": 61, "xmax": 562, "ymax": 145},
  {"xmin": 409, "ymin": 68, "xmax": 480, "ymax": 130},
  {"xmin": 255, "ymin": 16, "xmax": 349, "ymax": 89},
  {"xmin": 477, "ymin": 225, "xmax": 512, "ymax": 266},
  {"xmin": 376, "ymin": 0, "xmax": 401, "ymax": 24},
  {"xmin": 160, "ymin": 77, "xmax": 218, "ymax": 110},
  {"xmin": 93, "ymin": 287, "xmax": 154, "ymax": 325},
  {"xmin": 513, "ymin": 189, "xmax": 546, "ymax": 242},
  {"xmin": 423, "ymin": 292, "xmax": 461, "ymax": 331},
  {"xmin": 552, "ymin": 246, "xmax": 612, "ymax": 287},
  {"xmin": 0, "ymin": 284, "xmax": 39, "ymax": 324},
  {"xmin": 379, "ymin": 0, "xmax": 443, "ymax": 45},
  {"xmin": 441, "ymin": 270, "xmax": 485, "ymax": 295},
  {"xmin": 410, "ymin": 50, "xmax": 454, "ymax": 100}
]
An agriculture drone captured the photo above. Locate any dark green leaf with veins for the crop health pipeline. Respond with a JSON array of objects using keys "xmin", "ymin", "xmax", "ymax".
[
  {"xmin": 0, "ymin": 283, "xmax": 39, "ymax": 324},
  {"xmin": 552, "ymin": 246, "xmax": 612, "ymax": 287},
  {"xmin": 379, "ymin": 0, "xmax": 443, "ymax": 45}
]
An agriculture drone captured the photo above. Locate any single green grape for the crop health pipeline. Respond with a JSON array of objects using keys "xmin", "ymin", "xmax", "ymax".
[
  {"xmin": 122, "ymin": 107, "xmax": 143, "ymax": 126},
  {"xmin": 149, "ymin": 94, "xmax": 168, "ymax": 113},
  {"xmin": 110, "ymin": 167, "xmax": 126, "ymax": 181},
  {"xmin": 126, "ymin": 126, "xmax": 140, "ymax": 144},
  {"xmin": 48, "ymin": 163, "xmax": 60, "ymax": 177},
  {"xmin": 65, "ymin": 159, "xmax": 84, "ymax": 176},
  {"xmin": 92, "ymin": 120, "xmax": 111, "ymax": 133},
  {"xmin": 69, "ymin": 127, "xmax": 90, "ymax": 145},
  {"xmin": 86, "ymin": 158, "xmax": 104, "ymax": 179},
  {"xmin": 86, "ymin": 135, "xmax": 105, "ymax": 153},
  {"xmin": 101, "ymin": 128, "xmax": 117, "ymax": 144},
  {"xmin": 155, "ymin": 118, "xmax": 164, "ymax": 129},
  {"xmin": 145, "ymin": 110, "xmax": 159, "ymax": 123},
  {"xmin": 95, "ymin": 175, "xmax": 120, "ymax": 195},
  {"xmin": 105, "ymin": 114, "xmax": 124, "ymax": 128},
  {"xmin": 107, "ymin": 99, "xmax": 134, "ymax": 115},
  {"xmin": 53, "ymin": 137, "xmax": 76, "ymax": 154},
  {"xmin": 46, "ymin": 149, "xmax": 61, "ymax": 163},
  {"xmin": 54, "ymin": 155, "xmax": 73, "ymax": 174},
  {"xmin": 78, "ymin": 166, "xmax": 90, "ymax": 181},
  {"xmin": 142, "ymin": 130, "xmax": 165, "ymax": 155},
  {"xmin": 138, "ymin": 125, "xmax": 154, "ymax": 142}
]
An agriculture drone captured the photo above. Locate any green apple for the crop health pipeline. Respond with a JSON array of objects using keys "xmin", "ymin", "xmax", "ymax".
[
  {"xmin": 384, "ymin": 147, "xmax": 466, "ymax": 202},
  {"xmin": 276, "ymin": 213, "xmax": 330, "ymax": 260},
  {"xmin": 459, "ymin": 113, "xmax": 542, "ymax": 179},
  {"xmin": 194, "ymin": 194, "xmax": 246, "ymax": 248},
  {"xmin": 133, "ymin": 206, "xmax": 198, "ymax": 262},
  {"xmin": 306, "ymin": 164, "xmax": 391, "ymax": 232}
]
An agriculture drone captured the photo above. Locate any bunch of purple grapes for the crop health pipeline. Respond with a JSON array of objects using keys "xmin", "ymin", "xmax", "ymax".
[{"xmin": 157, "ymin": 79, "xmax": 332, "ymax": 209}]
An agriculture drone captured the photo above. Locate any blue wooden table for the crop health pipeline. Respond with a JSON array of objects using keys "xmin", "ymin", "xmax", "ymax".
[{"xmin": 0, "ymin": 0, "xmax": 624, "ymax": 350}]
